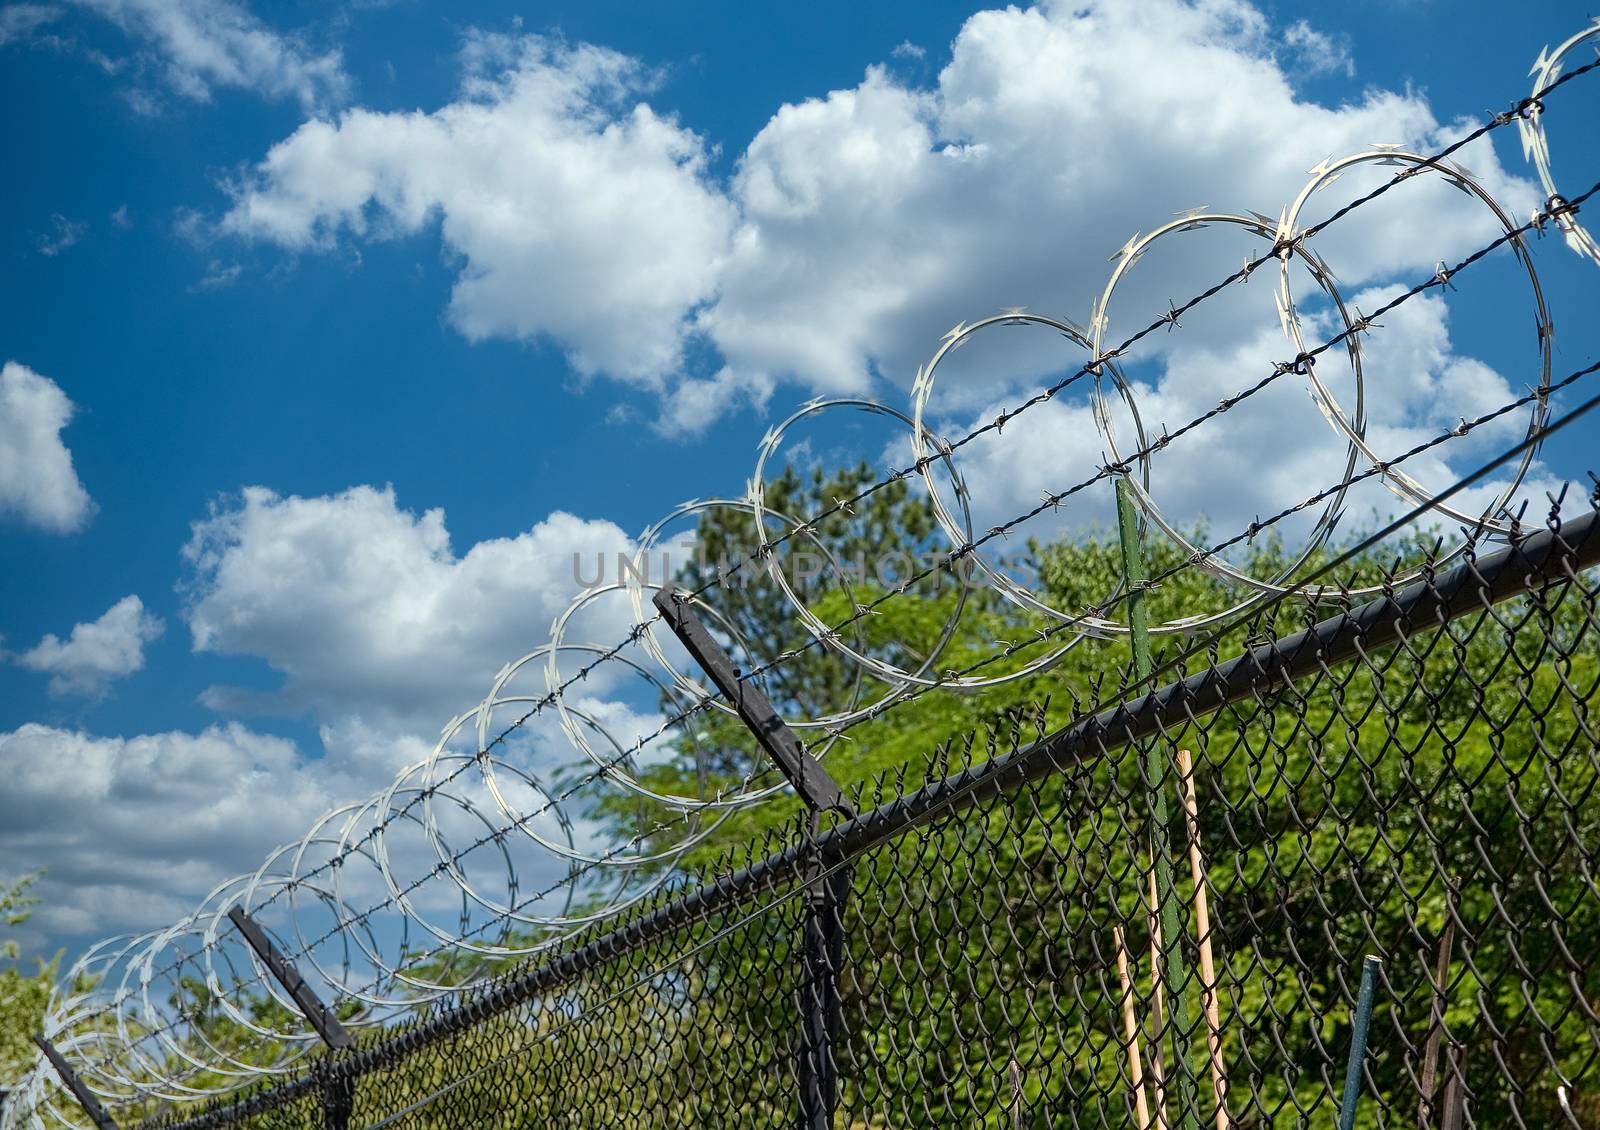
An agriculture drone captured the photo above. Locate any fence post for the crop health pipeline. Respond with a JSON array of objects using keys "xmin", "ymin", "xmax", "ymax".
[
  {"xmin": 654, "ymin": 583, "xmax": 855, "ymax": 1128},
  {"xmin": 227, "ymin": 907, "xmax": 356, "ymax": 1130},
  {"xmin": 1337, "ymin": 955, "xmax": 1382, "ymax": 1130},
  {"xmin": 653, "ymin": 584, "xmax": 851, "ymax": 814},
  {"xmin": 1115, "ymin": 476, "xmax": 1204, "ymax": 1130},
  {"xmin": 31, "ymin": 1036, "xmax": 119, "ymax": 1130},
  {"xmin": 322, "ymin": 1071, "xmax": 355, "ymax": 1130},
  {"xmin": 798, "ymin": 840, "xmax": 852, "ymax": 1130}
]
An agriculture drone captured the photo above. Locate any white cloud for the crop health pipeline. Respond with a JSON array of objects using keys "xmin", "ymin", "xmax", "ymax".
[
  {"xmin": 0, "ymin": 722, "xmax": 365, "ymax": 947},
  {"xmin": 1282, "ymin": 19, "xmax": 1353, "ymax": 78},
  {"xmin": 2, "ymin": 483, "xmax": 699, "ymax": 957},
  {"xmin": 191, "ymin": 258, "xmax": 242, "ymax": 290},
  {"xmin": 217, "ymin": 0, "xmax": 1535, "ymax": 436},
  {"xmin": 14, "ymin": 594, "xmax": 165, "ymax": 697},
  {"xmin": 0, "ymin": 4, "xmax": 62, "ymax": 45},
  {"xmin": 181, "ymin": 483, "xmax": 638, "ymax": 729},
  {"xmin": 36, "ymin": 213, "xmax": 86, "ymax": 256},
  {"xmin": 71, "ymin": 0, "xmax": 349, "ymax": 111},
  {"xmin": 704, "ymin": 0, "xmax": 1531, "ymax": 404},
  {"xmin": 0, "ymin": 361, "xmax": 95, "ymax": 534},
  {"xmin": 0, "ymin": 482, "xmax": 685, "ymax": 956},
  {"xmin": 657, "ymin": 365, "xmax": 774, "ymax": 437},
  {"xmin": 220, "ymin": 32, "xmax": 736, "ymax": 383},
  {"xmin": 926, "ymin": 285, "xmax": 1562, "ymax": 580}
]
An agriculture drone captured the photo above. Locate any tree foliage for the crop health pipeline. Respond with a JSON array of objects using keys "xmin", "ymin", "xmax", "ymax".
[
  {"xmin": 1, "ymin": 871, "xmax": 56, "ymax": 1080},
  {"xmin": 12, "ymin": 468, "xmax": 1598, "ymax": 1129}
]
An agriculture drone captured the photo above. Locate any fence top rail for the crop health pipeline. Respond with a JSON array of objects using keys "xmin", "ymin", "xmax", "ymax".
[{"xmin": 135, "ymin": 504, "xmax": 1600, "ymax": 1130}]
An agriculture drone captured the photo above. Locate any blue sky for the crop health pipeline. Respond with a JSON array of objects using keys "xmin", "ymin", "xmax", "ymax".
[{"xmin": 2, "ymin": 0, "xmax": 1598, "ymax": 962}]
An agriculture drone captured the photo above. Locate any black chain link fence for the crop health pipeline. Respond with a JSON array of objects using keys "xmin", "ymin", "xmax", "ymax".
[{"xmin": 130, "ymin": 503, "xmax": 1600, "ymax": 1130}]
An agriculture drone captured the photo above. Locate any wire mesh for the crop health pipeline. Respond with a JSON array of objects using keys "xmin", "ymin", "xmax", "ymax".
[
  {"xmin": 99, "ymin": 498, "xmax": 1600, "ymax": 1130},
  {"xmin": 9, "ymin": 18, "xmax": 1600, "ymax": 1129}
]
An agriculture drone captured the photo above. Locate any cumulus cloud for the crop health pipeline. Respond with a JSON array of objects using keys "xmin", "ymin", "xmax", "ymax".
[
  {"xmin": 1283, "ymin": 19, "xmax": 1353, "ymax": 78},
  {"xmin": 1, "ymin": 483, "xmax": 683, "ymax": 953},
  {"xmin": 220, "ymin": 32, "xmax": 735, "ymax": 382},
  {"xmin": 71, "ymin": 0, "xmax": 349, "ymax": 111},
  {"xmin": 14, "ymin": 594, "xmax": 165, "ymax": 696},
  {"xmin": 705, "ymin": 0, "xmax": 1531, "ymax": 404},
  {"xmin": 0, "ymin": 361, "xmax": 95, "ymax": 534},
  {"xmin": 0, "ymin": 722, "xmax": 366, "ymax": 946},
  {"xmin": 181, "ymin": 483, "xmax": 637, "ymax": 729},
  {"xmin": 217, "ymin": 0, "xmax": 1534, "ymax": 436},
  {"xmin": 0, "ymin": 482, "xmax": 671, "ymax": 951},
  {"xmin": 657, "ymin": 366, "xmax": 774, "ymax": 438}
]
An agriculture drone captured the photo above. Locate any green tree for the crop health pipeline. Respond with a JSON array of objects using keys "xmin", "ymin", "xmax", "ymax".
[
  {"xmin": 597, "ymin": 469, "xmax": 1600, "ymax": 1128},
  {"xmin": 1, "ymin": 871, "xmax": 58, "ymax": 1081},
  {"xmin": 47, "ymin": 470, "xmax": 1596, "ymax": 1130}
]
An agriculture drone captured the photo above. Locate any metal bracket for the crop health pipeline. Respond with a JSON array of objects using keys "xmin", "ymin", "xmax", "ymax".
[
  {"xmin": 323, "ymin": 1073, "xmax": 355, "ymax": 1130},
  {"xmin": 227, "ymin": 907, "xmax": 355, "ymax": 1051},
  {"xmin": 797, "ymin": 858, "xmax": 853, "ymax": 1130},
  {"xmin": 654, "ymin": 584, "xmax": 852, "ymax": 817},
  {"xmin": 32, "ymin": 1036, "xmax": 119, "ymax": 1130}
]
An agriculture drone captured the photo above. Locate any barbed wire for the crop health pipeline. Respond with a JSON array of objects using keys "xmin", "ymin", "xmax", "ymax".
[
  {"xmin": 162, "ymin": 373, "xmax": 1600, "ymax": 1130},
  {"xmin": 729, "ymin": 173, "xmax": 1598, "ymax": 703},
  {"xmin": 9, "ymin": 26, "xmax": 1600, "ymax": 1128},
  {"xmin": 46, "ymin": 179, "xmax": 1593, "ymax": 1114}
]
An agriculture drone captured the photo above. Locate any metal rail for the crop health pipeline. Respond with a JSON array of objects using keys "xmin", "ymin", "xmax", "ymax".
[{"xmin": 135, "ymin": 505, "xmax": 1600, "ymax": 1130}]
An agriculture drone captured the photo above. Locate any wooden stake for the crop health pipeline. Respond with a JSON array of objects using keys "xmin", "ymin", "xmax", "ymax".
[
  {"xmin": 1177, "ymin": 747, "xmax": 1229, "ymax": 1130},
  {"xmin": 1116, "ymin": 925, "xmax": 1155, "ymax": 1130},
  {"xmin": 1146, "ymin": 869, "xmax": 1170, "ymax": 1130},
  {"xmin": 1418, "ymin": 919, "xmax": 1456, "ymax": 1128}
]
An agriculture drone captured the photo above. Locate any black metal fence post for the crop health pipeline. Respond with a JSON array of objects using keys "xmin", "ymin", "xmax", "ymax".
[
  {"xmin": 797, "ymin": 851, "xmax": 852, "ymax": 1130},
  {"xmin": 227, "ymin": 907, "xmax": 355, "ymax": 1130},
  {"xmin": 32, "ymin": 1036, "xmax": 119, "ymax": 1130},
  {"xmin": 321, "ymin": 1071, "xmax": 355, "ymax": 1130},
  {"xmin": 655, "ymin": 584, "xmax": 856, "ymax": 1129}
]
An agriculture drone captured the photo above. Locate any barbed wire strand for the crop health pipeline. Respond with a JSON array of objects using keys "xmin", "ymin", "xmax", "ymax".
[{"xmin": 19, "ymin": 55, "xmax": 1600, "ymax": 1118}]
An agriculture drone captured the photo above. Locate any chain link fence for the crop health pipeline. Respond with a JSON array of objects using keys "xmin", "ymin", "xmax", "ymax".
[{"xmin": 104, "ymin": 503, "xmax": 1600, "ymax": 1129}]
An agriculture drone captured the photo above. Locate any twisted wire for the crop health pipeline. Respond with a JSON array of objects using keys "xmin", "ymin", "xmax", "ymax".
[
  {"xmin": 10, "ymin": 29, "xmax": 1600, "ymax": 1126},
  {"xmin": 308, "ymin": 374, "xmax": 1600, "ymax": 1129},
  {"xmin": 727, "ymin": 175, "xmax": 1599, "ymax": 705}
]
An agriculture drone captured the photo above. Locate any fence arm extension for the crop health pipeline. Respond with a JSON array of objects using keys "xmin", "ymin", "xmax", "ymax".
[
  {"xmin": 653, "ymin": 584, "xmax": 852, "ymax": 818},
  {"xmin": 227, "ymin": 908, "xmax": 355, "ymax": 1130},
  {"xmin": 32, "ymin": 1037, "xmax": 119, "ymax": 1130},
  {"xmin": 654, "ymin": 583, "xmax": 853, "ymax": 1130},
  {"xmin": 130, "ymin": 508, "xmax": 1600, "ymax": 1130}
]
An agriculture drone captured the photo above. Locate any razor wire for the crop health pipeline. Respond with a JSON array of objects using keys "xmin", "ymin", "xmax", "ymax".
[
  {"xmin": 728, "ymin": 170, "xmax": 1598, "ymax": 711},
  {"xmin": 6, "ymin": 59, "xmax": 1593, "ymax": 1126},
  {"xmin": 7, "ymin": 24, "xmax": 1600, "ymax": 1128},
  {"xmin": 240, "ymin": 385, "xmax": 1600, "ymax": 1130},
  {"xmin": 1523, "ymin": 17, "xmax": 1600, "ymax": 265},
  {"xmin": 12, "ymin": 143, "xmax": 1587, "ymax": 1130},
  {"xmin": 107, "ymin": 445, "xmax": 1600, "ymax": 1130},
  {"xmin": 142, "ymin": 312, "xmax": 1600, "ymax": 1130}
]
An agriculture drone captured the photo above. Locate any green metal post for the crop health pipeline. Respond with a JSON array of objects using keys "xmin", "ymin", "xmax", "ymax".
[
  {"xmin": 1338, "ymin": 956, "xmax": 1382, "ymax": 1130},
  {"xmin": 1116, "ymin": 476, "xmax": 1203, "ymax": 1130}
]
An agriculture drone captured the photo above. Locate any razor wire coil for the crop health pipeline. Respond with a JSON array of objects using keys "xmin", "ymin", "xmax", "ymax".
[{"xmin": 9, "ymin": 27, "xmax": 1600, "ymax": 1128}]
